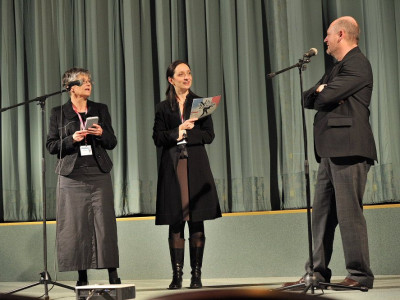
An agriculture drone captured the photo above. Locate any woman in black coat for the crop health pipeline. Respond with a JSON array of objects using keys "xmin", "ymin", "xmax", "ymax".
[
  {"xmin": 153, "ymin": 60, "xmax": 221, "ymax": 289},
  {"xmin": 46, "ymin": 67, "xmax": 120, "ymax": 286}
]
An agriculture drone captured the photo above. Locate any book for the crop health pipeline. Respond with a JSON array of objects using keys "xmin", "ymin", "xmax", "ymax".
[{"xmin": 190, "ymin": 95, "xmax": 221, "ymax": 119}]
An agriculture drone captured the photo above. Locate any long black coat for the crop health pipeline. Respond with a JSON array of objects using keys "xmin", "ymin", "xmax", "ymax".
[
  {"xmin": 153, "ymin": 95, "xmax": 222, "ymax": 225},
  {"xmin": 303, "ymin": 47, "xmax": 377, "ymax": 162}
]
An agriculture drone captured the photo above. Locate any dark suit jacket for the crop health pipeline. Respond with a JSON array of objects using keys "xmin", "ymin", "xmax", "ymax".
[
  {"xmin": 46, "ymin": 99, "xmax": 117, "ymax": 175},
  {"xmin": 303, "ymin": 47, "xmax": 377, "ymax": 162}
]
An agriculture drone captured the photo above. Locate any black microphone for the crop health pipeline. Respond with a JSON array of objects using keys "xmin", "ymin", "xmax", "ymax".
[
  {"xmin": 303, "ymin": 48, "xmax": 318, "ymax": 58},
  {"xmin": 66, "ymin": 79, "xmax": 82, "ymax": 90}
]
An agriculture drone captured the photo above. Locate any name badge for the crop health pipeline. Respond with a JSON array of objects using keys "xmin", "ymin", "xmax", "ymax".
[{"xmin": 80, "ymin": 145, "xmax": 93, "ymax": 156}]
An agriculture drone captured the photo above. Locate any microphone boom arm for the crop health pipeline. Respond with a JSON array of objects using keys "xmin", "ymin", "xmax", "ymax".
[
  {"xmin": 1, "ymin": 89, "xmax": 68, "ymax": 113},
  {"xmin": 267, "ymin": 57, "xmax": 311, "ymax": 78}
]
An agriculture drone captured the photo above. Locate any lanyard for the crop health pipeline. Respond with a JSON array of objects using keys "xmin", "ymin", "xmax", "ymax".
[{"xmin": 72, "ymin": 104, "xmax": 88, "ymax": 130}]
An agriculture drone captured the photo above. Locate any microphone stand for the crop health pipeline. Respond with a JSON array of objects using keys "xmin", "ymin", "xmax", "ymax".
[
  {"xmin": 268, "ymin": 56, "xmax": 368, "ymax": 294},
  {"xmin": 1, "ymin": 90, "xmax": 75, "ymax": 299}
]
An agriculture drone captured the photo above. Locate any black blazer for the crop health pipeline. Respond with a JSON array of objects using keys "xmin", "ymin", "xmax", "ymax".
[
  {"xmin": 303, "ymin": 47, "xmax": 377, "ymax": 162},
  {"xmin": 46, "ymin": 99, "xmax": 117, "ymax": 175}
]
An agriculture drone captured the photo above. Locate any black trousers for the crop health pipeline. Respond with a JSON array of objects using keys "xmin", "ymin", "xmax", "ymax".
[{"xmin": 307, "ymin": 157, "xmax": 374, "ymax": 288}]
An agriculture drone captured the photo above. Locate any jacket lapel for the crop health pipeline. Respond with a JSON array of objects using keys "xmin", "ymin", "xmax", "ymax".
[
  {"xmin": 62, "ymin": 99, "xmax": 77, "ymax": 120},
  {"xmin": 323, "ymin": 62, "xmax": 340, "ymax": 84},
  {"xmin": 86, "ymin": 100, "xmax": 98, "ymax": 117},
  {"xmin": 322, "ymin": 47, "xmax": 361, "ymax": 84},
  {"xmin": 184, "ymin": 95, "xmax": 194, "ymax": 121}
]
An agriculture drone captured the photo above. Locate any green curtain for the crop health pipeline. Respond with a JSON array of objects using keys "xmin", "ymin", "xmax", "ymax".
[{"xmin": 1, "ymin": 0, "xmax": 400, "ymax": 222}]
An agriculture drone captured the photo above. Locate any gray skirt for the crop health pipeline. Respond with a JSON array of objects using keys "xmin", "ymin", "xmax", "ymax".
[{"xmin": 56, "ymin": 166, "xmax": 119, "ymax": 272}]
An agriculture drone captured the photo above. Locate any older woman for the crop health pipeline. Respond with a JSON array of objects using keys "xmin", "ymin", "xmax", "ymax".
[
  {"xmin": 153, "ymin": 60, "xmax": 221, "ymax": 289},
  {"xmin": 46, "ymin": 67, "xmax": 120, "ymax": 286}
]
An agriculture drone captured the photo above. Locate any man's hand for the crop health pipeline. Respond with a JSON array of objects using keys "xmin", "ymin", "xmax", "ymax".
[{"xmin": 316, "ymin": 84, "xmax": 327, "ymax": 93}]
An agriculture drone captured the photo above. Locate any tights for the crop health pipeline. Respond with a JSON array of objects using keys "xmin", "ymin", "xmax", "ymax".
[{"xmin": 169, "ymin": 221, "xmax": 204, "ymax": 242}]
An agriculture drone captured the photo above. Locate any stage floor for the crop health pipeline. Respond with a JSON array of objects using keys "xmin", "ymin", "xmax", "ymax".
[{"xmin": 1, "ymin": 276, "xmax": 399, "ymax": 300}]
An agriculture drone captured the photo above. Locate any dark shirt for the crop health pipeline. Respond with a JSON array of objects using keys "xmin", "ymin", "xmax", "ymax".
[{"xmin": 73, "ymin": 113, "xmax": 98, "ymax": 168}]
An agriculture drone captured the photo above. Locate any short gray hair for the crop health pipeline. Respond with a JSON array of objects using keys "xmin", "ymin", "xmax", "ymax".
[{"xmin": 62, "ymin": 67, "xmax": 91, "ymax": 88}]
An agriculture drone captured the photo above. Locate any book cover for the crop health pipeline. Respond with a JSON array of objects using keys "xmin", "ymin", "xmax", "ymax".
[{"xmin": 190, "ymin": 95, "xmax": 221, "ymax": 119}]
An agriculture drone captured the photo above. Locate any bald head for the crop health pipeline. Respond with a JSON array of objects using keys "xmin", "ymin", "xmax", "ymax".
[
  {"xmin": 324, "ymin": 16, "xmax": 360, "ymax": 60},
  {"xmin": 331, "ymin": 16, "xmax": 360, "ymax": 44}
]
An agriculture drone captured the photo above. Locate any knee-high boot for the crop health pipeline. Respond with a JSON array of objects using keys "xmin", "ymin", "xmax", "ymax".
[
  {"xmin": 189, "ymin": 236, "xmax": 205, "ymax": 289},
  {"xmin": 168, "ymin": 238, "xmax": 185, "ymax": 289}
]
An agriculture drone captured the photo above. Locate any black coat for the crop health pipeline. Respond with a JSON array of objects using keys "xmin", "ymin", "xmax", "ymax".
[
  {"xmin": 46, "ymin": 99, "xmax": 117, "ymax": 175},
  {"xmin": 153, "ymin": 95, "xmax": 222, "ymax": 225},
  {"xmin": 303, "ymin": 47, "xmax": 377, "ymax": 162}
]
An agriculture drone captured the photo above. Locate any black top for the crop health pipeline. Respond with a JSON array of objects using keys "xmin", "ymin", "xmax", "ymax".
[{"xmin": 74, "ymin": 113, "xmax": 98, "ymax": 168}]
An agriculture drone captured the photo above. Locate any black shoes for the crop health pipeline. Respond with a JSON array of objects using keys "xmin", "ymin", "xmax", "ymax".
[
  {"xmin": 76, "ymin": 281, "xmax": 88, "ymax": 286},
  {"xmin": 109, "ymin": 278, "xmax": 122, "ymax": 284},
  {"xmin": 76, "ymin": 278, "xmax": 121, "ymax": 286}
]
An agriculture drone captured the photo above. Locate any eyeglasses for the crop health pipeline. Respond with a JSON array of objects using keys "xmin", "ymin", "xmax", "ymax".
[{"xmin": 81, "ymin": 79, "xmax": 93, "ymax": 85}]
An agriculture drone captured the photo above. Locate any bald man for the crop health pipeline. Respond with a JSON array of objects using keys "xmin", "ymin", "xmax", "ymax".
[{"xmin": 283, "ymin": 16, "xmax": 376, "ymax": 289}]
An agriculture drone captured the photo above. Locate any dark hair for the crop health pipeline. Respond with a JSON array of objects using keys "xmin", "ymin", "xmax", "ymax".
[{"xmin": 165, "ymin": 60, "xmax": 197, "ymax": 110}]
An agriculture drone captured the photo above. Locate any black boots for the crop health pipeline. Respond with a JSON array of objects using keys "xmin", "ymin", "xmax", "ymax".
[
  {"xmin": 189, "ymin": 236, "xmax": 205, "ymax": 289},
  {"xmin": 109, "ymin": 277, "xmax": 121, "ymax": 284},
  {"xmin": 168, "ymin": 236, "xmax": 206, "ymax": 289},
  {"xmin": 168, "ymin": 238, "xmax": 185, "ymax": 289}
]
